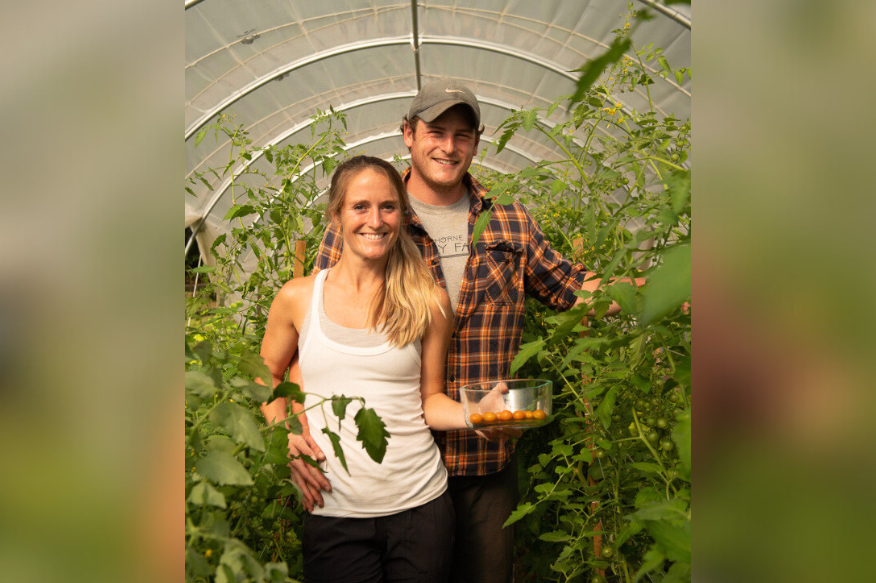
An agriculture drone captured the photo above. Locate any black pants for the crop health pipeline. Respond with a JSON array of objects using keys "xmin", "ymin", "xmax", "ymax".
[
  {"xmin": 447, "ymin": 458, "xmax": 519, "ymax": 583},
  {"xmin": 302, "ymin": 491, "xmax": 454, "ymax": 583}
]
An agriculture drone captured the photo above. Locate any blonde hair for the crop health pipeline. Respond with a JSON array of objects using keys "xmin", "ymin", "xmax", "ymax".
[{"xmin": 326, "ymin": 155, "xmax": 443, "ymax": 346}]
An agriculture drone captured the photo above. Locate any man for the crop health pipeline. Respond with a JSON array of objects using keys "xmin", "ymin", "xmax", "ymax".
[{"xmin": 270, "ymin": 79, "xmax": 640, "ymax": 583}]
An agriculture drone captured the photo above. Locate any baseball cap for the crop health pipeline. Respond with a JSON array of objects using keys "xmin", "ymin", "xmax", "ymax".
[{"xmin": 406, "ymin": 79, "xmax": 483, "ymax": 131}]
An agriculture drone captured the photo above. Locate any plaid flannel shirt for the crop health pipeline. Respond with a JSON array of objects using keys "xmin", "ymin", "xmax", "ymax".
[{"xmin": 313, "ymin": 169, "xmax": 587, "ymax": 476}]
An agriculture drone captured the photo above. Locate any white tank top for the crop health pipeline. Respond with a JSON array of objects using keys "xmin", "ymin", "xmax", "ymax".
[{"xmin": 299, "ymin": 269, "xmax": 447, "ymax": 517}]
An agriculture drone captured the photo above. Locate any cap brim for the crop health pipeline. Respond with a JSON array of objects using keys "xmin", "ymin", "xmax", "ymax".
[{"xmin": 415, "ymin": 99, "xmax": 478, "ymax": 123}]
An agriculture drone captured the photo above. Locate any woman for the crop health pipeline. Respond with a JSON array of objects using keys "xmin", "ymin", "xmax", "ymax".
[{"xmin": 259, "ymin": 155, "xmax": 466, "ymax": 583}]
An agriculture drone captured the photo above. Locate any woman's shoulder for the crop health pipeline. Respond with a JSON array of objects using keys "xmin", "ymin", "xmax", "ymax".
[
  {"xmin": 275, "ymin": 273, "xmax": 318, "ymax": 306},
  {"xmin": 430, "ymin": 286, "xmax": 452, "ymax": 321}
]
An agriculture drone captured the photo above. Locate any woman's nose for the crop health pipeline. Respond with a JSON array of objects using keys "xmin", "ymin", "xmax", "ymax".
[{"xmin": 367, "ymin": 207, "xmax": 382, "ymax": 227}]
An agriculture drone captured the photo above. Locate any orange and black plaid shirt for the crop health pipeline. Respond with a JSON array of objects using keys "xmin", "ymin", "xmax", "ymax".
[{"xmin": 314, "ymin": 170, "xmax": 587, "ymax": 476}]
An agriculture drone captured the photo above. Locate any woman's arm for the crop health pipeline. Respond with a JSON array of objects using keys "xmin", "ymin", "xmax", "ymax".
[
  {"xmin": 419, "ymin": 288, "xmax": 467, "ymax": 431},
  {"xmin": 257, "ymin": 278, "xmax": 330, "ymax": 512}
]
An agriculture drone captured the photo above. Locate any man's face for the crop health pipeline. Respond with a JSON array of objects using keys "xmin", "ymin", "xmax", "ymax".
[{"xmin": 404, "ymin": 106, "xmax": 479, "ymax": 194}]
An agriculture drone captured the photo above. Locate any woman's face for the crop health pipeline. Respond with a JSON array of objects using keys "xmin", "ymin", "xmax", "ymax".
[{"xmin": 334, "ymin": 168, "xmax": 402, "ymax": 263}]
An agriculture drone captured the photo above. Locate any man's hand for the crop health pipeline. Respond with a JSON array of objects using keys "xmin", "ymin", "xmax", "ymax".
[
  {"xmin": 474, "ymin": 381, "xmax": 523, "ymax": 442},
  {"xmin": 286, "ymin": 422, "xmax": 331, "ymax": 513},
  {"xmin": 476, "ymin": 426, "xmax": 523, "ymax": 442}
]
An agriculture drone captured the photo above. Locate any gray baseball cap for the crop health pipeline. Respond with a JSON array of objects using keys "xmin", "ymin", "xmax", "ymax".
[{"xmin": 406, "ymin": 79, "xmax": 483, "ymax": 130}]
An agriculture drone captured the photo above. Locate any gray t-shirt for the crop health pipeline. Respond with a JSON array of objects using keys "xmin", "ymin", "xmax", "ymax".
[{"xmin": 408, "ymin": 190, "xmax": 470, "ymax": 312}]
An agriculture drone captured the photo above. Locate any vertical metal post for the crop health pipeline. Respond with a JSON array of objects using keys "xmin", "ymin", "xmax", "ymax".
[{"xmin": 410, "ymin": 0, "xmax": 422, "ymax": 89}]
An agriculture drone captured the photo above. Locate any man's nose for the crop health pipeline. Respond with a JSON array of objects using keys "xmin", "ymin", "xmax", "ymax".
[{"xmin": 439, "ymin": 134, "xmax": 456, "ymax": 153}]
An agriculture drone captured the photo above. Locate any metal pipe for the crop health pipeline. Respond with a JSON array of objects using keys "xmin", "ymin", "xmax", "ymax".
[{"xmin": 410, "ymin": 0, "xmax": 422, "ymax": 90}]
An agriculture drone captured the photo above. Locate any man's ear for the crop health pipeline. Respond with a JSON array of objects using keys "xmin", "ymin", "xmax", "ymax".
[{"xmin": 403, "ymin": 121, "xmax": 414, "ymax": 149}]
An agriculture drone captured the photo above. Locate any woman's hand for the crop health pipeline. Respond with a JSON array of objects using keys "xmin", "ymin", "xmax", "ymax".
[{"xmin": 286, "ymin": 422, "xmax": 331, "ymax": 513}]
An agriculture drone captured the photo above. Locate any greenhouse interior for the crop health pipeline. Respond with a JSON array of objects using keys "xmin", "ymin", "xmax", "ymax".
[{"xmin": 186, "ymin": 1, "xmax": 691, "ymax": 582}]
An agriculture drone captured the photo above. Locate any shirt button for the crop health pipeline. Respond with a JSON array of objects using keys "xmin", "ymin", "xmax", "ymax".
[{"xmin": 449, "ymin": 375, "xmax": 456, "ymax": 383}]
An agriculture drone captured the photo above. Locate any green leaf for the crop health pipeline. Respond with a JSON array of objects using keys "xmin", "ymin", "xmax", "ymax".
[
  {"xmin": 570, "ymin": 37, "xmax": 632, "ymax": 106},
  {"xmin": 599, "ymin": 247, "xmax": 627, "ymax": 286},
  {"xmin": 332, "ymin": 395, "xmax": 354, "ymax": 430},
  {"xmin": 194, "ymin": 128, "xmax": 207, "ymax": 148},
  {"xmin": 322, "ymin": 428, "xmax": 348, "ymax": 473},
  {"xmin": 595, "ymin": 385, "xmax": 619, "ymax": 429},
  {"xmin": 223, "ymin": 204, "xmax": 257, "ymax": 221},
  {"xmin": 639, "ymin": 244, "xmax": 690, "ymax": 326},
  {"xmin": 667, "ymin": 170, "xmax": 691, "ymax": 214},
  {"xmin": 185, "ymin": 370, "xmax": 217, "ymax": 398},
  {"xmin": 644, "ymin": 518, "xmax": 690, "ymax": 563},
  {"xmin": 616, "ymin": 521, "xmax": 643, "ymax": 547},
  {"xmin": 629, "ymin": 462, "xmax": 663, "ymax": 474},
  {"xmin": 672, "ymin": 415, "xmax": 691, "ymax": 475},
  {"xmin": 607, "ymin": 281, "xmax": 638, "ymax": 315},
  {"xmin": 195, "ymin": 451, "xmax": 253, "ymax": 486},
  {"xmin": 232, "ymin": 378, "xmax": 271, "ymax": 403},
  {"xmin": 545, "ymin": 305, "xmax": 588, "ymax": 345},
  {"xmin": 188, "ymin": 266, "xmax": 215, "ymax": 274},
  {"xmin": 657, "ymin": 55, "xmax": 671, "ymax": 74},
  {"xmin": 493, "ymin": 193, "xmax": 514, "ymax": 206},
  {"xmin": 502, "ymin": 501, "xmax": 534, "ymax": 528},
  {"xmin": 187, "ymin": 481, "xmax": 227, "ymax": 508},
  {"xmin": 495, "ymin": 125, "xmax": 517, "ymax": 154},
  {"xmin": 186, "ymin": 546, "xmax": 210, "ymax": 577},
  {"xmin": 539, "ymin": 530, "xmax": 572, "ymax": 542},
  {"xmin": 628, "ymin": 499, "xmax": 687, "ymax": 522},
  {"xmin": 510, "ymin": 338, "xmax": 546, "ymax": 374},
  {"xmin": 209, "ymin": 402, "xmax": 266, "ymax": 451},
  {"xmin": 662, "ymin": 561, "xmax": 692, "ymax": 583},
  {"xmin": 273, "ymin": 381, "xmax": 303, "ymax": 403},
  {"xmin": 633, "ymin": 548, "xmax": 665, "ymax": 583},
  {"xmin": 236, "ymin": 350, "xmax": 273, "ymax": 384},
  {"xmin": 631, "ymin": 374, "xmax": 651, "ymax": 394},
  {"xmin": 522, "ymin": 110, "xmax": 538, "ymax": 132},
  {"xmin": 355, "ymin": 407, "xmax": 390, "ymax": 464},
  {"xmin": 471, "ymin": 208, "xmax": 493, "ymax": 248},
  {"xmin": 550, "ymin": 179, "xmax": 566, "ymax": 195}
]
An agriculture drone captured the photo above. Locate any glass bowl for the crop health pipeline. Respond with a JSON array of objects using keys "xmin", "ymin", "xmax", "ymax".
[{"xmin": 460, "ymin": 379, "xmax": 553, "ymax": 430}]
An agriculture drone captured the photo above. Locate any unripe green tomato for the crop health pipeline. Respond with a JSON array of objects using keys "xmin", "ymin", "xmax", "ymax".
[
  {"xmin": 646, "ymin": 416, "xmax": 656, "ymax": 427},
  {"xmin": 601, "ymin": 546, "xmax": 614, "ymax": 559},
  {"xmin": 647, "ymin": 431, "xmax": 660, "ymax": 443},
  {"xmin": 660, "ymin": 439, "xmax": 674, "ymax": 451},
  {"xmin": 656, "ymin": 418, "xmax": 669, "ymax": 429}
]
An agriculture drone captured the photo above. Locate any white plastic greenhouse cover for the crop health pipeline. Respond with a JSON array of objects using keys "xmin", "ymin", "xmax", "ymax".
[{"xmin": 185, "ymin": 0, "xmax": 690, "ymax": 263}]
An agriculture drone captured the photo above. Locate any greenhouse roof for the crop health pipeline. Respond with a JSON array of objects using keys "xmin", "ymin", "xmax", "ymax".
[{"xmin": 185, "ymin": 0, "xmax": 690, "ymax": 258}]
